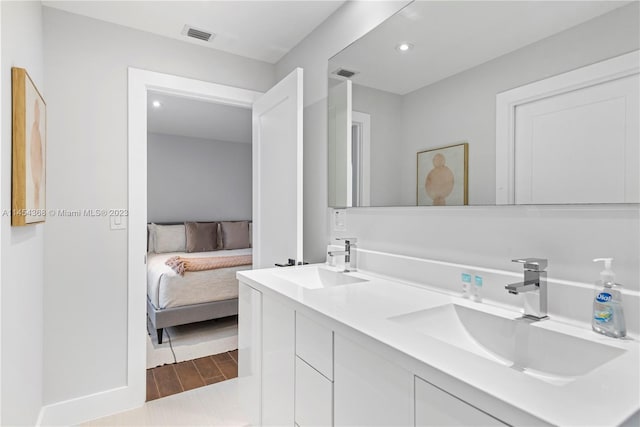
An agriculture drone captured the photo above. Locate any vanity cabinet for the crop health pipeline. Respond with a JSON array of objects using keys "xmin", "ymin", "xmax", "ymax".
[
  {"xmin": 334, "ymin": 333, "xmax": 413, "ymax": 426},
  {"xmin": 238, "ymin": 282, "xmax": 295, "ymax": 426},
  {"xmin": 295, "ymin": 312, "xmax": 334, "ymax": 379},
  {"xmin": 414, "ymin": 376, "xmax": 506, "ymax": 426},
  {"xmin": 295, "ymin": 312, "xmax": 334, "ymax": 426},
  {"xmin": 295, "ymin": 356, "xmax": 333, "ymax": 426},
  {"xmin": 262, "ymin": 292, "xmax": 295, "ymax": 425},
  {"xmin": 239, "ymin": 280, "xmax": 508, "ymax": 427},
  {"xmin": 238, "ymin": 283, "xmax": 262, "ymax": 426}
]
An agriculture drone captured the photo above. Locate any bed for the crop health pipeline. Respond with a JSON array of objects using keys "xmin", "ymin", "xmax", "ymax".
[{"xmin": 147, "ymin": 221, "xmax": 252, "ymax": 343}]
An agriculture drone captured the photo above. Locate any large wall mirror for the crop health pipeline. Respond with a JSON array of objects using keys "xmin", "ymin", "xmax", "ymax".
[{"xmin": 328, "ymin": 1, "xmax": 639, "ymax": 208}]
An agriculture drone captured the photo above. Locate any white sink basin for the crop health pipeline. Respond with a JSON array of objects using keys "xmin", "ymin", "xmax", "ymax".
[
  {"xmin": 388, "ymin": 304, "xmax": 625, "ymax": 384},
  {"xmin": 272, "ymin": 266, "xmax": 368, "ymax": 290}
]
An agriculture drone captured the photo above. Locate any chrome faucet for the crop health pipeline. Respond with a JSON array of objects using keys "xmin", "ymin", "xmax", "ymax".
[
  {"xmin": 505, "ymin": 258, "xmax": 548, "ymax": 320},
  {"xmin": 328, "ymin": 237, "xmax": 357, "ymax": 272}
]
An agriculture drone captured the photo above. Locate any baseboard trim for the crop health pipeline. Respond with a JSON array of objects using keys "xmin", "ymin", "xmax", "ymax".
[{"xmin": 37, "ymin": 384, "xmax": 144, "ymax": 426}]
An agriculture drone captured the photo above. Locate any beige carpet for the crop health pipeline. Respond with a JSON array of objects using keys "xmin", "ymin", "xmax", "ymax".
[{"xmin": 146, "ymin": 316, "xmax": 238, "ymax": 369}]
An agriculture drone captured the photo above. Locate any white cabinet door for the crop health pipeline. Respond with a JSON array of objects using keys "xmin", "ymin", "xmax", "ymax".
[
  {"xmin": 334, "ymin": 334, "xmax": 413, "ymax": 426},
  {"xmin": 415, "ymin": 376, "xmax": 506, "ymax": 426},
  {"xmin": 238, "ymin": 282, "xmax": 262, "ymax": 426},
  {"xmin": 295, "ymin": 312, "xmax": 333, "ymax": 380},
  {"xmin": 295, "ymin": 356, "xmax": 333, "ymax": 427},
  {"xmin": 262, "ymin": 294, "xmax": 295, "ymax": 426},
  {"xmin": 252, "ymin": 68, "xmax": 304, "ymax": 268}
]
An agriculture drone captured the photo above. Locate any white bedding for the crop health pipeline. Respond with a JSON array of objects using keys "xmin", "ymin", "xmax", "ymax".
[{"xmin": 147, "ymin": 248, "xmax": 252, "ymax": 309}]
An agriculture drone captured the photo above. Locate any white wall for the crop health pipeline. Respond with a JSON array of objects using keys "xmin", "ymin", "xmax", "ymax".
[
  {"xmin": 147, "ymin": 133, "xmax": 252, "ymax": 222},
  {"xmin": 42, "ymin": 6, "xmax": 274, "ymax": 406},
  {"xmin": 351, "ymin": 84, "xmax": 403, "ymax": 207},
  {"xmin": 399, "ymin": 3, "xmax": 640, "ymax": 205},
  {"xmin": 276, "ymin": 0, "xmax": 411, "ymax": 263},
  {"xmin": 0, "ymin": 2, "xmax": 45, "ymax": 425},
  {"xmin": 276, "ymin": 2, "xmax": 640, "ymax": 290}
]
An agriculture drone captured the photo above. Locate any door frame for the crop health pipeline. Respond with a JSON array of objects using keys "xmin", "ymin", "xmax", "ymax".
[
  {"xmin": 495, "ymin": 50, "xmax": 639, "ymax": 204},
  {"xmin": 127, "ymin": 68, "xmax": 262, "ymax": 403},
  {"xmin": 351, "ymin": 111, "xmax": 371, "ymax": 207}
]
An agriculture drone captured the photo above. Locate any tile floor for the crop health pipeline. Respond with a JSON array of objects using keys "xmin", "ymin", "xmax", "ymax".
[
  {"xmin": 147, "ymin": 350, "xmax": 238, "ymax": 401},
  {"xmin": 83, "ymin": 378, "xmax": 247, "ymax": 426}
]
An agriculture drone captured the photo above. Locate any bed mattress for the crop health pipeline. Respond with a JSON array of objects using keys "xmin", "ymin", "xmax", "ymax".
[{"xmin": 147, "ymin": 248, "xmax": 252, "ymax": 309}]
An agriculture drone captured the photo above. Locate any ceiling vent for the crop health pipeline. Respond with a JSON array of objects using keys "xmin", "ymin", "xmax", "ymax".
[
  {"xmin": 333, "ymin": 68, "xmax": 358, "ymax": 79},
  {"xmin": 181, "ymin": 25, "xmax": 215, "ymax": 42}
]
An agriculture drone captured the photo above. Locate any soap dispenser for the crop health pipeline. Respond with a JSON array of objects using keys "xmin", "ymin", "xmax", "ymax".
[{"xmin": 592, "ymin": 258, "xmax": 626, "ymax": 338}]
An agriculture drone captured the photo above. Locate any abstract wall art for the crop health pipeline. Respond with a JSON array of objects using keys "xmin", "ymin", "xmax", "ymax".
[
  {"xmin": 12, "ymin": 67, "xmax": 46, "ymax": 225},
  {"xmin": 417, "ymin": 142, "xmax": 468, "ymax": 206}
]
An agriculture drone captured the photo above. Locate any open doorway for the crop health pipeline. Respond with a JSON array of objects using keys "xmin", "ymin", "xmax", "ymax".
[
  {"xmin": 128, "ymin": 68, "xmax": 263, "ymax": 405},
  {"xmin": 144, "ymin": 92, "xmax": 253, "ymax": 400}
]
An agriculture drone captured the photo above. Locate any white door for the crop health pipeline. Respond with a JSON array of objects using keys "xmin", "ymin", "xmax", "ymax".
[
  {"xmin": 252, "ymin": 68, "xmax": 303, "ymax": 268},
  {"xmin": 514, "ymin": 73, "xmax": 639, "ymax": 204}
]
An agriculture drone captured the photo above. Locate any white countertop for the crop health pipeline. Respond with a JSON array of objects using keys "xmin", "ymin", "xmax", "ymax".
[{"xmin": 238, "ymin": 264, "xmax": 640, "ymax": 426}]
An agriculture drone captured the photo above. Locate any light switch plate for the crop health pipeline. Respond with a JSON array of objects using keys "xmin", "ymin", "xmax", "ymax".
[
  {"xmin": 110, "ymin": 215, "xmax": 127, "ymax": 230},
  {"xmin": 334, "ymin": 209, "xmax": 346, "ymax": 231}
]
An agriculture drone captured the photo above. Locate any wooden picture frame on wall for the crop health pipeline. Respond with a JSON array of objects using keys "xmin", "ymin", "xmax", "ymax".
[
  {"xmin": 12, "ymin": 67, "xmax": 47, "ymax": 225},
  {"xmin": 416, "ymin": 142, "xmax": 468, "ymax": 206}
]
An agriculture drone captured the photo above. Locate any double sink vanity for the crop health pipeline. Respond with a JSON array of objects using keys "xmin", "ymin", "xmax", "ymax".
[
  {"xmin": 237, "ymin": 2, "xmax": 640, "ymax": 425},
  {"xmin": 237, "ymin": 252, "xmax": 639, "ymax": 426}
]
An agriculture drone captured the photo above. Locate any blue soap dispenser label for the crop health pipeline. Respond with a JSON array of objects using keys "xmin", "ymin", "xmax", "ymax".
[{"xmin": 596, "ymin": 292, "xmax": 612, "ymax": 303}]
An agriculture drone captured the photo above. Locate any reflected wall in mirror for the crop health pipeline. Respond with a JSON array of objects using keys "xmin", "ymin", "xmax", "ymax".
[{"xmin": 328, "ymin": 1, "xmax": 640, "ymax": 208}]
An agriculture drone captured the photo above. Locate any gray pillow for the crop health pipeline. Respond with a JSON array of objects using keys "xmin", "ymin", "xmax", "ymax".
[
  {"xmin": 221, "ymin": 221, "xmax": 250, "ymax": 250},
  {"xmin": 185, "ymin": 222, "xmax": 218, "ymax": 253},
  {"xmin": 153, "ymin": 224, "xmax": 186, "ymax": 253},
  {"xmin": 147, "ymin": 223, "xmax": 156, "ymax": 252},
  {"xmin": 217, "ymin": 223, "xmax": 223, "ymax": 249}
]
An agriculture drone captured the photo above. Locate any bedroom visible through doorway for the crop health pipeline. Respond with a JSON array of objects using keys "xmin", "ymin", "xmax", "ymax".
[
  {"xmin": 144, "ymin": 89, "xmax": 253, "ymax": 399},
  {"xmin": 129, "ymin": 68, "xmax": 263, "ymax": 409}
]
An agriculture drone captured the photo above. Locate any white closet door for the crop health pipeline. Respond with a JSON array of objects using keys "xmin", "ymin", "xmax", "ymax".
[
  {"xmin": 514, "ymin": 73, "xmax": 639, "ymax": 204},
  {"xmin": 252, "ymin": 68, "xmax": 303, "ymax": 268}
]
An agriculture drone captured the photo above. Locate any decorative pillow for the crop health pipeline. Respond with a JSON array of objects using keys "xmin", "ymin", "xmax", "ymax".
[
  {"xmin": 147, "ymin": 223, "xmax": 156, "ymax": 252},
  {"xmin": 185, "ymin": 222, "xmax": 218, "ymax": 253},
  {"xmin": 220, "ymin": 221, "xmax": 250, "ymax": 250},
  {"xmin": 217, "ymin": 223, "xmax": 223, "ymax": 249},
  {"xmin": 153, "ymin": 224, "xmax": 186, "ymax": 253}
]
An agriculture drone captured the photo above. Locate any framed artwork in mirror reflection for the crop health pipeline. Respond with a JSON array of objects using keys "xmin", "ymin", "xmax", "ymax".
[{"xmin": 417, "ymin": 142, "xmax": 468, "ymax": 206}]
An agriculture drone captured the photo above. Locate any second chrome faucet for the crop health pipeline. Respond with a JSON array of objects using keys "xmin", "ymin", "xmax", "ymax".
[{"xmin": 505, "ymin": 258, "xmax": 548, "ymax": 320}]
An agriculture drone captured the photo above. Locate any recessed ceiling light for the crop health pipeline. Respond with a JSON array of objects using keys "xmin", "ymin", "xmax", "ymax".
[
  {"xmin": 152, "ymin": 100, "xmax": 162, "ymax": 108},
  {"xmin": 396, "ymin": 42, "xmax": 414, "ymax": 52}
]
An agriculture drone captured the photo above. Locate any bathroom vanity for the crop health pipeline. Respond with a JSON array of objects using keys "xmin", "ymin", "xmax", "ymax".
[{"xmin": 237, "ymin": 256, "xmax": 640, "ymax": 426}]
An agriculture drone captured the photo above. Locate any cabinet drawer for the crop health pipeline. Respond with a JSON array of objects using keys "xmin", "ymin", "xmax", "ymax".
[
  {"xmin": 415, "ymin": 376, "xmax": 506, "ymax": 426},
  {"xmin": 296, "ymin": 312, "xmax": 333, "ymax": 379},
  {"xmin": 295, "ymin": 356, "xmax": 332, "ymax": 427}
]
